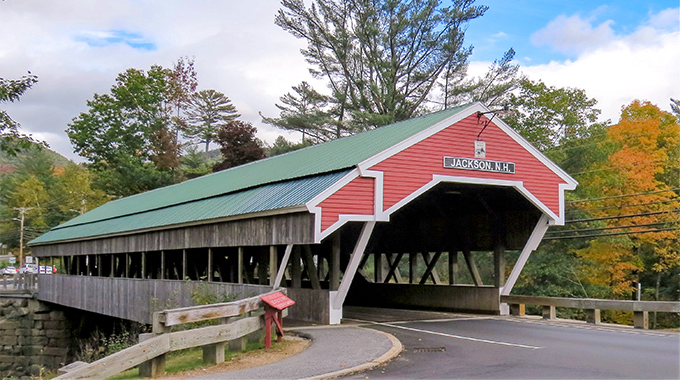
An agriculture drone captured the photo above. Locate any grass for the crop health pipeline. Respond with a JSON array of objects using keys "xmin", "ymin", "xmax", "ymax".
[{"xmin": 107, "ymin": 341, "xmax": 266, "ymax": 380}]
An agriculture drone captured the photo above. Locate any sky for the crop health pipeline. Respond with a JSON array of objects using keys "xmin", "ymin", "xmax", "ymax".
[{"xmin": 1, "ymin": 0, "xmax": 678, "ymax": 162}]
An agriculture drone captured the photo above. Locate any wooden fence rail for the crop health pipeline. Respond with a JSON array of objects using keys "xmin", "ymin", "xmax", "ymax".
[
  {"xmin": 501, "ymin": 295, "xmax": 680, "ymax": 329},
  {"xmin": 56, "ymin": 288, "xmax": 285, "ymax": 379},
  {"xmin": 0, "ymin": 273, "xmax": 38, "ymax": 292}
]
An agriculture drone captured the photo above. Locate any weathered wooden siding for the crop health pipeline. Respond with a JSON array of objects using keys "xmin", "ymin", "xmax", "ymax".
[
  {"xmin": 31, "ymin": 212, "xmax": 314, "ymax": 257},
  {"xmin": 370, "ymin": 115, "xmax": 565, "ymax": 214},
  {"xmin": 37, "ymin": 274, "xmax": 272, "ymax": 324},
  {"xmin": 286, "ymin": 288, "xmax": 331, "ymax": 324}
]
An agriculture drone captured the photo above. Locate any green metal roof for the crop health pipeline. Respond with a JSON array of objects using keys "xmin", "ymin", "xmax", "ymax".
[
  {"xmin": 30, "ymin": 104, "xmax": 471, "ymax": 244},
  {"xmin": 30, "ymin": 170, "xmax": 350, "ymax": 244}
]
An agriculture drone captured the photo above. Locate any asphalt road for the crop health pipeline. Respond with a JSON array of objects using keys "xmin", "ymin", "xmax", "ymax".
[{"xmin": 343, "ymin": 307, "xmax": 680, "ymax": 379}]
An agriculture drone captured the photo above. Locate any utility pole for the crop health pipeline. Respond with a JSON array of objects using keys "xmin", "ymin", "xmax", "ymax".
[{"xmin": 13, "ymin": 207, "xmax": 33, "ymax": 268}]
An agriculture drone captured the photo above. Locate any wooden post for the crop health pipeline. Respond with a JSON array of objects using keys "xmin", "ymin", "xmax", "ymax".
[
  {"xmin": 208, "ymin": 248, "xmax": 213, "ymax": 282},
  {"xmin": 203, "ymin": 342, "xmax": 226, "ymax": 365},
  {"xmin": 160, "ymin": 251, "xmax": 165, "ymax": 280},
  {"xmin": 182, "ymin": 249, "xmax": 187, "ymax": 280},
  {"xmin": 449, "ymin": 250, "xmax": 458, "ymax": 285},
  {"xmin": 141, "ymin": 252, "xmax": 146, "ymax": 279},
  {"xmin": 586, "ymin": 309, "xmax": 601, "ymax": 325},
  {"xmin": 374, "ymin": 253, "xmax": 383, "ymax": 283},
  {"xmin": 409, "ymin": 253, "xmax": 417, "ymax": 284},
  {"xmin": 542, "ymin": 305, "xmax": 556, "ymax": 320},
  {"xmin": 258, "ymin": 248, "xmax": 268, "ymax": 285},
  {"xmin": 330, "ymin": 233, "xmax": 341, "ymax": 290},
  {"xmin": 292, "ymin": 246, "xmax": 301, "ymax": 288},
  {"xmin": 76, "ymin": 256, "xmax": 81, "ymax": 276},
  {"xmin": 634, "ymin": 311, "xmax": 649, "ymax": 329},
  {"xmin": 269, "ymin": 246, "xmax": 277, "ymax": 286},
  {"xmin": 97, "ymin": 255, "xmax": 102, "ymax": 277},
  {"xmin": 237, "ymin": 247, "xmax": 243, "ymax": 284},
  {"xmin": 125, "ymin": 253, "xmax": 130, "ymax": 278},
  {"xmin": 110, "ymin": 255, "xmax": 114, "ymax": 277},
  {"xmin": 509, "ymin": 304, "xmax": 525, "ymax": 316}
]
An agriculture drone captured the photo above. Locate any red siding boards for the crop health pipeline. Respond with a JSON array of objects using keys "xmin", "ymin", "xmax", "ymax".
[
  {"xmin": 370, "ymin": 115, "xmax": 566, "ymax": 215},
  {"xmin": 318, "ymin": 176, "xmax": 375, "ymax": 231}
]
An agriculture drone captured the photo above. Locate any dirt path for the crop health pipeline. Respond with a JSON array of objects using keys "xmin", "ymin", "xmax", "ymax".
[{"xmin": 159, "ymin": 335, "xmax": 310, "ymax": 379}]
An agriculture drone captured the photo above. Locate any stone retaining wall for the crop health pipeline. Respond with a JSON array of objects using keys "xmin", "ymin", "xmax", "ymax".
[{"xmin": 0, "ymin": 297, "xmax": 74, "ymax": 379}]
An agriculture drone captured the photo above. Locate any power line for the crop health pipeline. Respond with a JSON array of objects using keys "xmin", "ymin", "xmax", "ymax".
[
  {"xmin": 566, "ymin": 209, "xmax": 678, "ymax": 224},
  {"xmin": 547, "ymin": 222, "xmax": 674, "ymax": 235},
  {"xmin": 565, "ymin": 199, "xmax": 678, "ymax": 214},
  {"xmin": 543, "ymin": 227, "xmax": 680, "ymax": 240},
  {"xmin": 567, "ymin": 188, "xmax": 680, "ymax": 204}
]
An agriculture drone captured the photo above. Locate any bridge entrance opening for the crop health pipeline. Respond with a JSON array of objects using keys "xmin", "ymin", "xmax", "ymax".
[{"xmin": 342, "ymin": 182, "xmax": 542, "ymax": 314}]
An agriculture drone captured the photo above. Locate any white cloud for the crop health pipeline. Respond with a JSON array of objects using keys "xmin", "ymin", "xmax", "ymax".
[
  {"xmin": 523, "ymin": 8, "xmax": 680, "ymax": 123},
  {"xmin": 531, "ymin": 14, "xmax": 616, "ymax": 55},
  {"xmin": 0, "ymin": 1, "xmax": 312, "ymax": 161}
]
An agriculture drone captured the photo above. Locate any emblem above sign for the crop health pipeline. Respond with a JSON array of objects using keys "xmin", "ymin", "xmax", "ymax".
[{"xmin": 443, "ymin": 156, "xmax": 515, "ymax": 174}]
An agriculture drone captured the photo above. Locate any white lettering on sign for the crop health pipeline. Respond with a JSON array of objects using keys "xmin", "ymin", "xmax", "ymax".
[{"xmin": 443, "ymin": 156, "xmax": 515, "ymax": 174}]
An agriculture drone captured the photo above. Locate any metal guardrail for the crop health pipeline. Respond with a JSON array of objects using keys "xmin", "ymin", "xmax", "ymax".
[
  {"xmin": 501, "ymin": 295, "xmax": 680, "ymax": 329},
  {"xmin": 56, "ymin": 288, "xmax": 285, "ymax": 379}
]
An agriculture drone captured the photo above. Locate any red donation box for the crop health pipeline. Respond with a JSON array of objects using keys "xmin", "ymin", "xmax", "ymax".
[{"xmin": 260, "ymin": 291, "xmax": 295, "ymax": 348}]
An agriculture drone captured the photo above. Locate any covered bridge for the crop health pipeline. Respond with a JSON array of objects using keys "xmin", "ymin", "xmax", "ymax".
[{"xmin": 30, "ymin": 102, "xmax": 576, "ymax": 324}]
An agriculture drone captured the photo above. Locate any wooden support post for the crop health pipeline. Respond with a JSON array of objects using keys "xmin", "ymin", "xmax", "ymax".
[
  {"xmin": 542, "ymin": 305, "xmax": 556, "ymax": 320},
  {"xmin": 302, "ymin": 245, "xmax": 321, "ymax": 289},
  {"xmin": 228, "ymin": 337, "xmax": 247, "ymax": 352},
  {"xmin": 203, "ymin": 342, "xmax": 226, "ymax": 364},
  {"xmin": 125, "ymin": 253, "xmax": 130, "ymax": 278},
  {"xmin": 181, "ymin": 249, "xmax": 187, "ymax": 280},
  {"xmin": 160, "ymin": 251, "xmax": 165, "ymax": 280},
  {"xmin": 449, "ymin": 251, "xmax": 458, "ymax": 285},
  {"xmin": 141, "ymin": 252, "xmax": 146, "ymax": 279},
  {"xmin": 110, "ymin": 255, "xmax": 114, "ymax": 277},
  {"xmin": 374, "ymin": 253, "xmax": 383, "ymax": 283},
  {"xmin": 330, "ymin": 234, "xmax": 341, "ymax": 290},
  {"xmin": 462, "ymin": 248, "xmax": 483, "ymax": 286},
  {"xmin": 586, "ymin": 309, "xmax": 601, "ymax": 325},
  {"xmin": 257, "ymin": 248, "xmax": 268, "ymax": 285},
  {"xmin": 269, "ymin": 246, "xmax": 277, "ymax": 286},
  {"xmin": 634, "ymin": 311, "xmax": 649, "ymax": 329},
  {"xmin": 97, "ymin": 255, "xmax": 102, "ymax": 277},
  {"xmin": 237, "ymin": 247, "xmax": 243, "ymax": 284},
  {"xmin": 409, "ymin": 253, "xmax": 417, "ymax": 284},
  {"xmin": 292, "ymin": 246, "xmax": 301, "ymax": 288},
  {"xmin": 207, "ymin": 248, "xmax": 213, "ymax": 282},
  {"xmin": 509, "ymin": 304, "xmax": 525, "ymax": 316}
]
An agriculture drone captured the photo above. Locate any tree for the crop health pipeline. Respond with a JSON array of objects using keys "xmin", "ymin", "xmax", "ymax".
[
  {"xmin": 268, "ymin": 135, "xmax": 313, "ymax": 156},
  {"xmin": 504, "ymin": 78, "xmax": 607, "ymax": 153},
  {"xmin": 168, "ymin": 56, "xmax": 198, "ymax": 142},
  {"xmin": 269, "ymin": 0, "xmax": 487, "ymax": 138},
  {"xmin": 185, "ymin": 89, "xmax": 240, "ymax": 152},
  {"xmin": 57, "ymin": 163, "xmax": 109, "ymax": 216},
  {"xmin": 67, "ymin": 64, "xmax": 180, "ymax": 197},
  {"xmin": 179, "ymin": 146, "xmax": 216, "ymax": 179},
  {"xmin": 262, "ymin": 82, "xmax": 339, "ymax": 143},
  {"xmin": 212, "ymin": 121, "xmax": 265, "ymax": 172},
  {"xmin": 1, "ymin": 73, "xmax": 43, "ymax": 155},
  {"xmin": 443, "ymin": 48, "xmax": 520, "ymax": 109}
]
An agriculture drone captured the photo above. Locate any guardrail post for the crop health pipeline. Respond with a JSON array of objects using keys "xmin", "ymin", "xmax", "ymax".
[
  {"xmin": 633, "ymin": 311, "xmax": 649, "ymax": 329},
  {"xmin": 542, "ymin": 305, "xmax": 556, "ymax": 320},
  {"xmin": 585, "ymin": 309, "xmax": 601, "ymax": 325},
  {"xmin": 140, "ymin": 312, "xmax": 168, "ymax": 378},
  {"xmin": 138, "ymin": 333, "xmax": 166, "ymax": 377},
  {"xmin": 203, "ymin": 342, "xmax": 226, "ymax": 365},
  {"xmin": 509, "ymin": 303, "xmax": 525, "ymax": 316}
]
